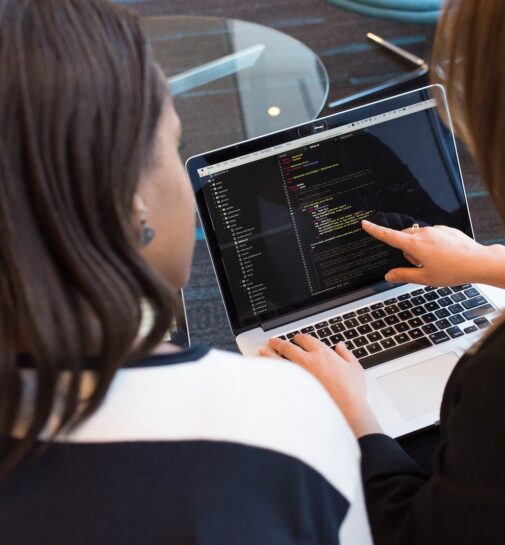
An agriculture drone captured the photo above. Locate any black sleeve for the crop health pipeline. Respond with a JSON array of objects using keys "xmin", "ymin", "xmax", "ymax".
[{"xmin": 359, "ymin": 336, "xmax": 505, "ymax": 545}]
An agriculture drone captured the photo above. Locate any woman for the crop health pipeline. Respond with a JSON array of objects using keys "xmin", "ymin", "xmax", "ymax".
[
  {"xmin": 263, "ymin": 1, "xmax": 505, "ymax": 543},
  {"xmin": 0, "ymin": 1, "xmax": 371, "ymax": 544}
]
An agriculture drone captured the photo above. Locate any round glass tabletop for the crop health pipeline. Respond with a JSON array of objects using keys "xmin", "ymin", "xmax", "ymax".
[{"xmin": 142, "ymin": 16, "xmax": 329, "ymax": 157}]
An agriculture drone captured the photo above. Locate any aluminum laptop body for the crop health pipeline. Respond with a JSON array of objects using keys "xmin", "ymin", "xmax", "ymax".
[{"xmin": 186, "ymin": 85, "xmax": 505, "ymax": 438}]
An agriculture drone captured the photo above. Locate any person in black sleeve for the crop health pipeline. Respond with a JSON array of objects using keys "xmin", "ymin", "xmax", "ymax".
[{"xmin": 262, "ymin": 1, "xmax": 505, "ymax": 543}]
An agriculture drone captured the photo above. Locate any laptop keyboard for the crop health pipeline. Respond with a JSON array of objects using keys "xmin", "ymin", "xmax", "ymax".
[{"xmin": 276, "ymin": 285, "xmax": 496, "ymax": 369}]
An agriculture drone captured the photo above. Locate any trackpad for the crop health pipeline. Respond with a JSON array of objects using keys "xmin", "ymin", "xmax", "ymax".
[{"xmin": 377, "ymin": 352, "xmax": 459, "ymax": 421}]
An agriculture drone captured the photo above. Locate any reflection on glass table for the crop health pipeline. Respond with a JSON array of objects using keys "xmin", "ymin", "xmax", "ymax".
[{"xmin": 142, "ymin": 16, "xmax": 329, "ymax": 154}]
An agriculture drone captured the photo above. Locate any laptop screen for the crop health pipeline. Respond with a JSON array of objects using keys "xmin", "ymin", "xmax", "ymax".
[{"xmin": 188, "ymin": 87, "xmax": 473, "ymax": 333}]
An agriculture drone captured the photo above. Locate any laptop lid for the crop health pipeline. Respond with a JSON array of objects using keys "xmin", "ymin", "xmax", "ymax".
[{"xmin": 186, "ymin": 85, "xmax": 473, "ymax": 336}]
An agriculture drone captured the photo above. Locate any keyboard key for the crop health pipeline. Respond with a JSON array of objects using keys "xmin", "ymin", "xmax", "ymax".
[
  {"xmin": 357, "ymin": 324, "xmax": 373, "ymax": 335},
  {"xmin": 353, "ymin": 347, "xmax": 368, "ymax": 359},
  {"xmin": 395, "ymin": 333, "xmax": 410, "ymax": 344},
  {"xmin": 330, "ymin": 334, "xmax": 344, "ymax": 344},
  {"xmin": 448, "ymin": 303, "xmax": 464, "ymax": 315},
  {"xmin": 381, "ymin": 338, "xmax": 396, "ymax": 349},
  {"xmin": 277, "ymin": 335, "xmax": 287, "ymax": 340},
  {"xmin": 463, "ymin": 304, "xmax": 494, "ymax": 321},
  {"xmin": 412, "ymin": 306, "xmax": 427, "ymax": 316},
  {"xmin": 301, "ymin": 326, "xmax": 314, "ymax": 334},
  {"xmin": 370, "ymin": 302, "xmax": 384, "ymax": 310},
  {"xmin": 382, "ymin": 327, "xmax": 396, "ymax": 337},
  {"xmin": 360, "ymin": 338, "xmax": 432, "ymax": 369},
  {"xmin": 307, "ymin": 331, "xmax": 319, "ymax": 338},
  {"xmin": 368, "ymin": 331, "xmax": 382, "ymax": 343},
  {"xmin": 430, "ymin": 331, "xmax": 450, "ymax": 344},
  {"xmin": 447, "ymin": 326, "xmax": 464, "ymax": 338},
  {"xmin": 286, "ymin": 331, "xmax": 298, "ymax": 339},
  {"xmin": 344, "ymin": 328, "xmax": 359, "ymax": 339},
  {"xmin": 371, "ymin": 309, "xmax": 386, "ymax": 319},
  {"xmin": 317, "ymin": 327, "xmax": 332, "ymax": 338},
  {"xmin": 329, "ymin": 316, "xmax": 342, "ymax": 324},
  {"xmin": 358, "ymin": 313, "xmax": 373, "ymax": 324},
  {"xmin": 385, "ymin": 304, "xmax": 400, "ymax": 315},
  {"xmin": 354, "ymin": 336, "xmax": 368, "ymax": 347},
  {"xmin": 372, "ymin": 319, "xmax": 386, "ymax": 330},
  {"xmin": 412, "ymin": 289, "xmax": 424, "ymax": 296},
  {"xmin": 462, "ymin": 296, "xmax": 488, "ymax": 310},
  {"xmin": 344, "ymin": 340, "xmax": 355, "ymax": 350},
  {"xmin": 408, "ymin": 317, "xmax": 423, "ymax": 328},
  {"xmin": 398, "ymin": 310, "xmax": 413, "ymax": 320},
  {"xmin": 464, "ymin": 325, "xmax": 478, "ymax": 334},
  {"xmin": 385, "ymin": 315, "xmax": 400, "ymax": 325},
  {"xmin": 398, "ymin": 300, "xmax": 413, "ymax": 310},
  {"xmin": 315, "ymin": 321, "xmax": 328, "ymax": 328},
  {"xmin": 357, "ymin": 307, "xmax": 370, "ymax": 315},
  {"xmin": 321, "ymin": 338, "xmax": 332, "ymax": 346},
  {"xmin": 412, "ymin": 296, "xmax": 426, "ymax": 305},
  {"xmin": 425, "ymin": 301, "xmax": 440, "ymax": 312},
  {"xmin": 367, "ymin": 342, "xmax": 382, "ymax": 354},
  {"xmin": 425, "ymin": 286, "xmax": 438, "ymax": 292},
  {"xmin": 409, "ymin": 328, "xmax": 423, "ymax": 339},
  {"xmin": 395, "ymin": 322, "xmax": 410, "ymax": 333},
  {"xmin": 344, "ymin": 318, "xmax": 359, "ymax": 329},
  {"xmin": 422, "ymin": 312, "xmax": 437, "ymax": 323},
  {"xmin": 452, "ymin": 284, "xmax": 471, "ymax": 292},
  {"xmin": 435, "ymin": 308, "xmax": 450, "ymax": 319},
  {"xmin": 451, "ymin": 292, "xmax": 466, "ymax": 303},
  {"xmin": 384, "ymin": 298, "xmax": 398, "ymax": 305},
  {"xmin": 437, "ymin": 287, "xmax": 452, "ymax": 296},
  {"xmin": 438, "ymin": 297, "xmax": 452, "ymax": 307},
  {"xmin": 475, "ymin": 317, "xmax": 491, "ymax": 329},
  {"xmin": 449, "ymin": 314, "xmax": 465, "ymax": 325},
  {"xmin": 424, "ymin": 291, "xmax": 440, "ymax": 301},
  {"xmin": 342, "ymin": 312, "xmax": 356, "ymax": 319},
  {"xmin": 435, "ymin": 318, "xmax": 452, "ymax": 329},
  {"xmin": 464, "ymin": 287, "xmax": 480, "ymax": 298},
  {"xmin": 422, "ymin": 324, "xmax": 437, "ymax": 334},
  {"xmin": 398, "ymin": 293, "xmax": 411, "ymax": 301},
  {"xmin": 331, "ymin": 323, "xmax": 345, "ymax": 333}
]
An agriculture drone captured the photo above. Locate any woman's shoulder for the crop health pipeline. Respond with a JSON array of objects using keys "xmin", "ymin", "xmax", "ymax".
[{"xmin": 68, "ymin": 345, "xmax": 360, "ymax": 500}]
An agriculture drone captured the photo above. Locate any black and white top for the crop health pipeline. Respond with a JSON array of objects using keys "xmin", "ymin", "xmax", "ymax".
[{"xmin": 1, "ymin": 345, "xmax": 372, "ymax": 545}]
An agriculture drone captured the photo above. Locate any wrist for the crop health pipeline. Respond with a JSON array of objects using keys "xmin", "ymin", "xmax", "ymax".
[{"xmin": 340, "ymin": 398, "xmax": 383, "ymax": 439}]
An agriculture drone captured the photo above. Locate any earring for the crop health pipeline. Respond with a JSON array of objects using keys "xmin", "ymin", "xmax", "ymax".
[{"xmin": 139, "ymin": 204, "xmax": 155, "ymax": 246}]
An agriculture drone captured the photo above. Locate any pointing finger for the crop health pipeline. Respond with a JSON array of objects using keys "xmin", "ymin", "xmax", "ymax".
[{"xmin": 362, "ymin": 220, "xmax": 414, "ymax": 251}]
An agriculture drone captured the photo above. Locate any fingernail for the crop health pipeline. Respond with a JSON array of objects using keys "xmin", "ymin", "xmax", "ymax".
[
  {"xmin": 361, "ymin": 220, "xmax": 370, "ymax": 226},
  {"xmin": 385, "ymin": 272, "xmax": 396, "ymax": 282}
]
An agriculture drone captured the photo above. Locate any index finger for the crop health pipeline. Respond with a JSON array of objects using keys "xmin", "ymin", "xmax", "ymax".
[{"xmin": 361, "ymin": 220, "xmax": 413, "ymax": 251}]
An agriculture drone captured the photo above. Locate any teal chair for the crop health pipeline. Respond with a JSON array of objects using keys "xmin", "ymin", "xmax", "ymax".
[{"xmin": 326, "ymin": 0, "xmax": 441, "ymax": 24}]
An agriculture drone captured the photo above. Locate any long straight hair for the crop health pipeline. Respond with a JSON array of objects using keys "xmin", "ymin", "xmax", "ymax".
[
  {"xmin": 0, "ymin": 0, "xmax": 175, "ymax": 473},
  {"xmin": 432, "ymin": 0, "xmax": 505, "ymax": 222}
]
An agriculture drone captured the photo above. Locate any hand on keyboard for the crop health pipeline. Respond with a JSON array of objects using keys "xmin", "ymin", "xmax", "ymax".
[{"xmin": 259, "ymin": 334, "xmax": 382, "ymax": 438}]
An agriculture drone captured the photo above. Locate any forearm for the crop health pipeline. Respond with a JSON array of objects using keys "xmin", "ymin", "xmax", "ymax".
[{"xmin": 472, "ymin": 243, "xmax": 505, "ymax": 288}]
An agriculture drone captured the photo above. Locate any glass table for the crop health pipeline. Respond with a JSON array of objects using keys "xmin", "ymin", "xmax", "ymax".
[{"xmin": 142, "ymin": 16, "xmax": 329, "ymax": 158}]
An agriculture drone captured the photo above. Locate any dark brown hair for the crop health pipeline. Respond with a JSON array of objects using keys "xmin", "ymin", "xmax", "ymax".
[
  {"xmin": 0, "ymin": 0, "xmax": 175, "ymax": 472},
  {"xmin": 433, "ymin": 0, "xmax": 505, "ymax": 221}
]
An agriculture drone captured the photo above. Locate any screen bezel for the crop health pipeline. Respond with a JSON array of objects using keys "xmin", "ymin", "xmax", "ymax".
[{"xmin": 186, "ymin": 85, "xmax": 474, "ymax": 335}]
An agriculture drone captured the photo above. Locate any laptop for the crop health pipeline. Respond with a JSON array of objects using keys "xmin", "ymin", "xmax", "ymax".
[{"xmin": 186, "ymin": 85, "xmax": 505, "ymax": 437}]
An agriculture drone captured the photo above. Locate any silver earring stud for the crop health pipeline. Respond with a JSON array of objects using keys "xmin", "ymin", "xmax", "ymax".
[{"xmin": 139, "ymin": 204, "xmax": 155, "ymax": 246}]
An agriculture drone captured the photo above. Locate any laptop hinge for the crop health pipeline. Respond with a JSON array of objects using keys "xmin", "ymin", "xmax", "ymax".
[{"xmin": 260, "ymin": 281, "xmax": 398, "ymax": 332}]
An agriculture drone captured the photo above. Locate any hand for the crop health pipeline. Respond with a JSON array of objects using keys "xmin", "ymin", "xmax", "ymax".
[
  {"xmin": 362, "ymin": 220, "xmax": 505, "ymax": 287},
  {"xmin": 259, "ymin": 334, "xmax": 382, "ymax": 438}
]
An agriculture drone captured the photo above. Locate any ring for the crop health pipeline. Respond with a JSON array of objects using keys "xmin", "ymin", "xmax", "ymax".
[{"xmin": 410, "ymin": 223, "xmax": 420, "ymax": 232}]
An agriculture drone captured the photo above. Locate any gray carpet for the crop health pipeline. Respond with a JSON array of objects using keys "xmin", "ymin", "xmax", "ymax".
[{"xmin": 120, "ymin": 0, "xmax": 505, "ymax": 351}]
